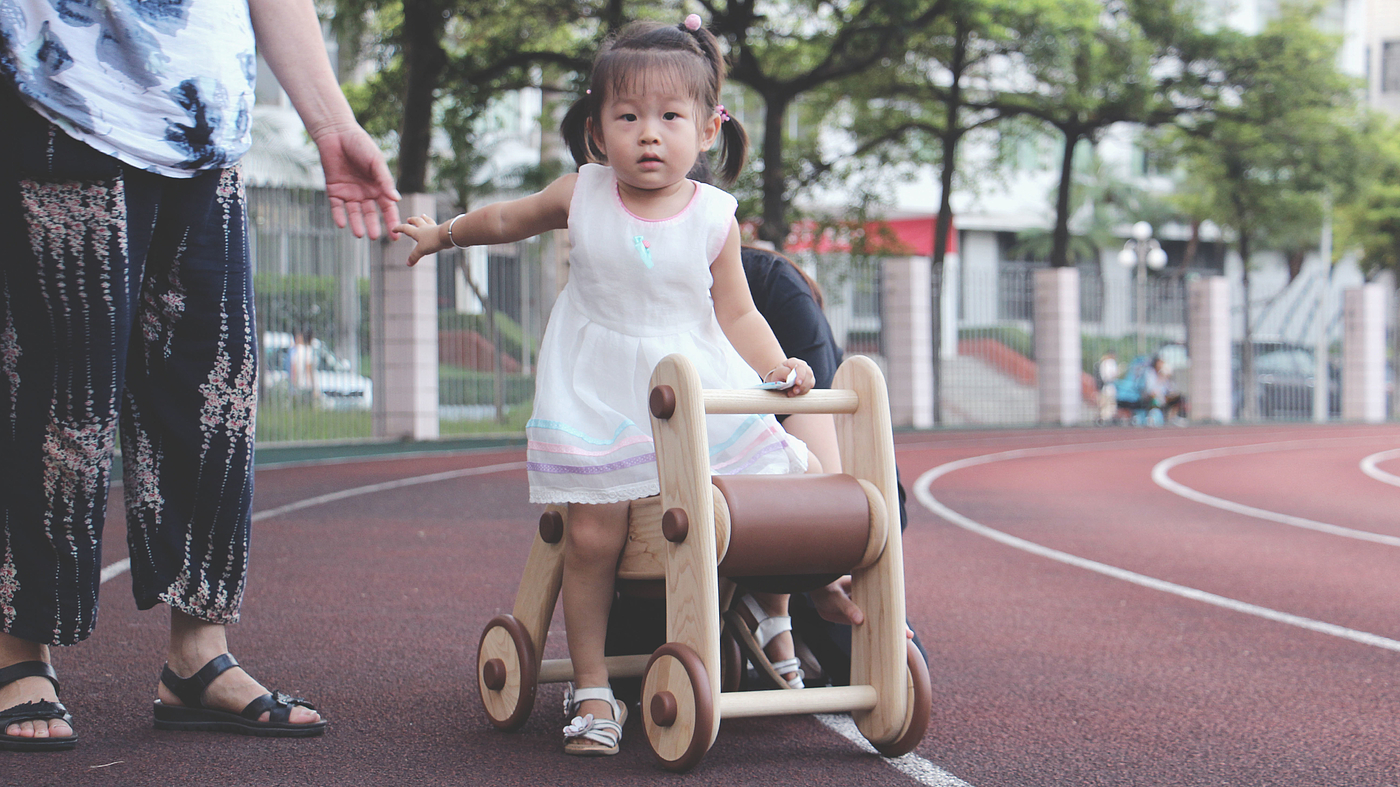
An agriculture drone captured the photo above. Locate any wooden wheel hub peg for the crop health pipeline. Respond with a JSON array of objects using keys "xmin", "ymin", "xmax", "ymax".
[{"xmin": 476, "ymin": 614, "xmax": 538, "ymax": 731}]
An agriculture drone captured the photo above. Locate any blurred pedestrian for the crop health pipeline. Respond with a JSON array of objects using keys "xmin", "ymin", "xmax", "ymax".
[{"xmin": 1097, "ymin": 350, "xmax": 1120, "ymax": 424}]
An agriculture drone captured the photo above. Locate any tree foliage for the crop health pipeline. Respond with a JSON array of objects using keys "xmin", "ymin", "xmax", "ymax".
[
  {"xmin": 1336, "ymin": 117, "xmax": 1400, "ymax": 277},
  {"xmin": 1154, "ymin": 1, "xmax": 1364, "ymax": 417}
]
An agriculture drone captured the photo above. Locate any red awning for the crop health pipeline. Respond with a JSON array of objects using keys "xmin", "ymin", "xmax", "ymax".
[{"xmin": 777, "ymin": 216, "xmax": 957, "ymax": 256}]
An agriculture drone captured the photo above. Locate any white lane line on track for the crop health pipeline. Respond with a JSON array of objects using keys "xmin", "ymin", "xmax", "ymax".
[
  {"xmin": 817, "ymin": 714, "xmax": 973, "ymax": 786},
  {"xmin": 1361, "ymin": 449, "xmax": 1400, "ymax": 488},
  {"xmin": 98, "ymin": 461, "xmax": 527, "ymax": 584},
  {"xmin": 915, "ymin": 449, "xmax": 1400, "ymax": 654},
  {"xmin": 1152, "ymin": 440, "xmax": 1400, "ymax": 547}
]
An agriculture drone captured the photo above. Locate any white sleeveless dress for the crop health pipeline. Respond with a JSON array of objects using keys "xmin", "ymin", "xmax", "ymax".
[{"xmin": 526, "ymin": 164, "xmax": 808, "ymax": 504}]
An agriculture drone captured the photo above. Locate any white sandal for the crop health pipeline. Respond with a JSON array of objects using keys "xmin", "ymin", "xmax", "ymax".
[
  {"xmin": 562, "ymin": 684, "xmax": 627, "ymax": 756},
  {"xmin": 724, "ymin": 594, "xmax": 805, "ymax": 689}
]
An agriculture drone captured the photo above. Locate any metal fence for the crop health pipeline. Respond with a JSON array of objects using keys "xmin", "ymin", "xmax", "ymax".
[
  {"xmin": 436, "ymin": 239, "xmax": 545, "ymax": 435},
  {"xmin": 249, "ymin": 186, "xmax": 375, "ymax": 443},
  {"xmin": 248, "ymin": 185, "xmax": 1385, "ymax": 443}
]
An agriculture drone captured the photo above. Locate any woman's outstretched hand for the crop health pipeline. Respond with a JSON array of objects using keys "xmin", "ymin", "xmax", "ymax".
[{"xmin": 391, "ymin": 214, "xmax": 448, "ymax": 267}]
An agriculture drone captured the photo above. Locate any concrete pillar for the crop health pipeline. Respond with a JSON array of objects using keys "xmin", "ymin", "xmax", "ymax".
[
  {"xmin": 1034, "ymin": 267, "xmax": 1081, "ymax": 425},
  {"xmin": 372, "ymin": 192, "xmax": 440, "ymax": 440},
  {"xmin": 1187, "ymin": 276, "xmax": 1232, "ymax": 423},
  {"xmin": 882, "ymin": 256, "xmax": 934, "ymax": 428},
  {"xmin": 1342, "ymin": 283, "xmax": 1387, "ymax": 423}
]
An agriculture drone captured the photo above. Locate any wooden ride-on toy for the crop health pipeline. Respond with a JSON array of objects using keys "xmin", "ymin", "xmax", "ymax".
[{"xmin": 476, "ymin": 353, "xmax": 932, "ymax": 771}]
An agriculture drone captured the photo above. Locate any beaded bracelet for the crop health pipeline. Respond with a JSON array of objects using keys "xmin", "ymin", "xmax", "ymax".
[{"xmin": 447, "ymin": 213, "xmax": 468, "ymax": 248}]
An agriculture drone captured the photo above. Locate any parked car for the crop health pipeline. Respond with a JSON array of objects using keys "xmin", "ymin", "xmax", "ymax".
[
  {"xmin": 1238, "ymin": 345, "xmax": 1338, "ymax": 418},
  {"xmin": 260, "ymin": 332, "xmax": 372, "ymax": 410}
]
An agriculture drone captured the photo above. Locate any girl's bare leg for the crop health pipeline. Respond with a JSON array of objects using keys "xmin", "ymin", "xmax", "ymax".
[{"xmin": 562, "ymin": 501, "xmax": 631, "ymax": 721}]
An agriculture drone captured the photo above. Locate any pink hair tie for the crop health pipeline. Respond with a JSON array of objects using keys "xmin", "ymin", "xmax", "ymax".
[
  {"xmin": 684, "ymin": 14, "xmax": 702, "ymax": 31},
  {"xmin": 715, "ymin": 104, "xmax": 730, "ymax": 123}
]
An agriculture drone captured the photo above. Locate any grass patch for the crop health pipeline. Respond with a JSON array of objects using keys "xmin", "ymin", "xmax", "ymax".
[
  {"xmin": 256, "ymin": 406, "xmax": 373, "ymax": 443},
  {"xmin": 440, "ymin": 403, "xmax": 532, "ymax": 435}
]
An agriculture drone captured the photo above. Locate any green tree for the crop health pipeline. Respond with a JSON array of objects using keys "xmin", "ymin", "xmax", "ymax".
[
  {"xmin": 996, "ymin": 0, "xmax": 1222, "ymax": 268},
  {"xmin": 707, "ymin": 0, "xmax": 954, "ymax": 249},
  {"xmin": 1159, "ymin": 2, "xmax": 1364, "ymax": 419},
  {"xmin": 1336, "ymin": 118, "xmax": 1400, "ymax": 277},
  {"xmin": 1334, "ymin": 116, "xmax": 1400, "ymax": 419},
  {"xmin": 330, "ymin": 0, "xmax": 603, "ymax": 195}
]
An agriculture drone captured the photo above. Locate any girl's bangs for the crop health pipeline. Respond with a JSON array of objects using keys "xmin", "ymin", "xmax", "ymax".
[{"xmin": 600, "ymin": 51, "xmax": 711, "ymax": 105}]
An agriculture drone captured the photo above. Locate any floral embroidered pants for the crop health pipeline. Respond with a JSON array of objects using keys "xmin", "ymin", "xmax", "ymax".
[{"xmin": 0, "ymin": 90, "xmax": 256, "ymax": 646}]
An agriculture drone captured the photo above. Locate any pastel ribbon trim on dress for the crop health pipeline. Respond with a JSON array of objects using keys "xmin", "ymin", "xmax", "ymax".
[
  {"xmin": 528, "ymin": 433, "xmax": 654, "ymax": 458},
  {"xmin": 528, "ymin": 452, "xmax": 658, "ymax": 475},
  {"xmin": 527, "ymin": 418, "xmax": 639, "ymax": 446}
]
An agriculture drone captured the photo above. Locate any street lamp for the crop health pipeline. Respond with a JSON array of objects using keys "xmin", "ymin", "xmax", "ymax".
[{"xmin": 1118, "ymin": 221, "xmax": 1169, "ymax": 356}]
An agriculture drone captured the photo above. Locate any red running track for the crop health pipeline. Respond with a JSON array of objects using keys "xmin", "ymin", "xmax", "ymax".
[{"xmin": 8, "ymin": 423, "xmax": 1400, "ymax": 786}]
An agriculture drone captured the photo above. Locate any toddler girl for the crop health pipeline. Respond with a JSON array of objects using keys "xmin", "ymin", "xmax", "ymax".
[{"xmin": 394, "ymin": 15, "xmax": 817, "ymax": 756}]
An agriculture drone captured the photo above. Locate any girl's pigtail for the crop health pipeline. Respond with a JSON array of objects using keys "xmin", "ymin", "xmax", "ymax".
[
  {"xmin": 715, "ymin": 111, "xmax": 749, "ymax": 186},
  {"xmin": 679, "ymin": 16, "xmax": 747, "ymax": 184},
  {"xmin": 560, "ymin": 93, "xmax": 603, "ymax": 167}
]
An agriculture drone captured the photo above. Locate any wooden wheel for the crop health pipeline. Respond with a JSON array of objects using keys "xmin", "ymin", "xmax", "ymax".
[
  {"xmin": 477, "ymin": 614, "xmax": 538, "ymax": 731},
  {"xmin": 641, "ymin": 642, "xmax": 715, "ymax": 772},
  {"xmin": 871, "ymin": 641, "xmax": 932, "ymax": 757}
]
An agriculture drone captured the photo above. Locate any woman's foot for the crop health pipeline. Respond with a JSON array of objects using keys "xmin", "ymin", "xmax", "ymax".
[
  {"xmin": 159, "ymin": 611, "xmax": 320, "ymax": 726},
  {"xmin": 0, "ymin": 634, "xmax": 75, "ymax": 745}
]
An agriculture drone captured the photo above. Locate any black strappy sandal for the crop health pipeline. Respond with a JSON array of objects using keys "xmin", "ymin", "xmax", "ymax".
[
  {"xmin": 0, "ymin": 661, "xmax": 78, "ymax": 751},
  {"xmin": 153, "ymin": 654, "xmax": 327, "ymax": 738}
]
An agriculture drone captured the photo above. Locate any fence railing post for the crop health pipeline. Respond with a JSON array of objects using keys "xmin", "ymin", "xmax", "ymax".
[
  {"xmin": 372, "ymin": 192, "xmax": 440, "ymax": 441},
  {"xmin": 1342, "ymin": 284, "xmax": 1387, "ymax": 423},
  {"xmin": 881, "ymin": 256, "xmax": 934, "ymax": 428},
  {"xmin": 1188, "ymin": 276, "xmax": 1232, "ymax": 423},
  {"xmin": 1034, "ymin": 267, "xmax": 1082, "ymax": 425}
]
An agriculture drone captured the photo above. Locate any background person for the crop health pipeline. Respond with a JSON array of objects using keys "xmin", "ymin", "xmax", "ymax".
[
  {"xmin": 0, "ymin": 0, "xmax": 400, "ymax": 750},
  {"xmin": 1097, "ymin": 350, "xmax": 1120, "ymax": 424}
]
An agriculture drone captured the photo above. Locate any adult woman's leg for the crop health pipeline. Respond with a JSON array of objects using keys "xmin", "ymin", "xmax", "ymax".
[
  {"xmin": 118, "ymin": 166, "xmax": 318, "ymax": 727},
  {"xmin": 0, "ymin": 89, "xmax": 136, "ymax": 743}
]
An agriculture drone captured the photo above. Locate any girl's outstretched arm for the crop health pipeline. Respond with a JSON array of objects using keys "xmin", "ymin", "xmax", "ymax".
[
  {"xmin": 393, "ymin": 173, "xmax": 578, "ymax": 266},
  {"xmin": 711, "ymin": 219, "xmax": 814, "ymax": 396}
]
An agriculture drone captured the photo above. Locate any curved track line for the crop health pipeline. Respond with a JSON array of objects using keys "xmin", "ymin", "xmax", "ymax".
[
  {"xmin": 914, "ymin": 448, "xmax": 1400, "ymax": 654},
  {"xmin": 1361, "ymin": 449, "xmax": 1400, "ymax": 488},
  {"xmin": 1152, "ymin": 440, "xmax": 1400, "ymax": 547},
  {"xmin": 98, "ymin": 461, "xmax": 527, "ymax": 585},
  {"xmin": 817, "ymin": 714, "xmax": 973, "ymax": 786}
]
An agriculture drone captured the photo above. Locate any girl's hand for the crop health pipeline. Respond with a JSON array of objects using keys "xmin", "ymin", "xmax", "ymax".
[
  {"xmin": 765, "ymin": 358, "xmax": 814, "ymax": 397},
  {"xmin": 391, "ymin": 214, "xmax": 448, "ymax": 267}
]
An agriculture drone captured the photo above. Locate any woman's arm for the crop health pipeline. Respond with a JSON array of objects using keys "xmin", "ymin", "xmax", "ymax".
[
  {"xmin": 393, "ymin": 174, "xmax": 577, "ymax": 266},
  {"xmin": 248, "ymin": 0, "xmax": 400, "ymax": 239},
  {"xmin": 711, "ymin": 221, "xmax": 814, "ymax": 396}
]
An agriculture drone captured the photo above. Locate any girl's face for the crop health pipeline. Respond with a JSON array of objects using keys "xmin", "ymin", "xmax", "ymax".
[{"xmin": 592, "ymin": 85, "xmax": 720, "ymax": 194}]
